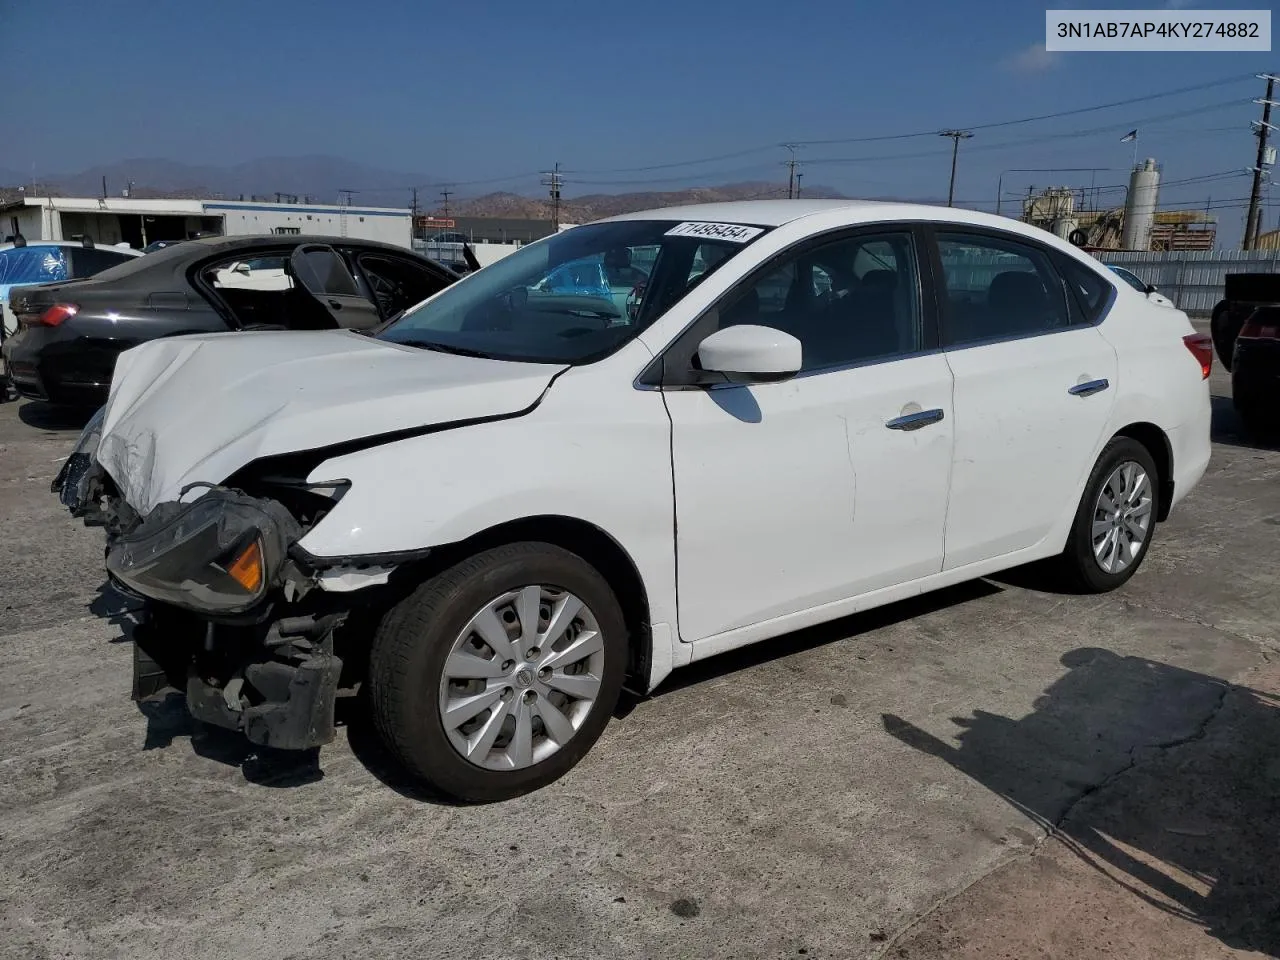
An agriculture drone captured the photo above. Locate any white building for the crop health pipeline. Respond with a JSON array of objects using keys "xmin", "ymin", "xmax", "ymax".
[{"xmin": 0, "ymin": 195, "xmax": 413, "ymax": 250}]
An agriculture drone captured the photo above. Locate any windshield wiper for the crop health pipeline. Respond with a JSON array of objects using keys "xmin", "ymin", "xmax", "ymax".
[{"xmin": 395, "ymin": 339, "xmax": 494, "ymax": 359}]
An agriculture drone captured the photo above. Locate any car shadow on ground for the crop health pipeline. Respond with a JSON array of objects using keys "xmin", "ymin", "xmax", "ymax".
[
  {"xmin": 1212, "ymin": 394, "xmax": 1280, "ymax": 453},
  {"xmin": 90, "ymin": 581, "xmax": 143, "ymax": 629},
  {"xmin": 17, "ymin": 400, "xmax": 95, "ymax": 432},
  {"xmin": 102, "ymin": 577, "xmax": 1009, "ymax": 802},
  {"xmin": 884, "ymin": 648, "xmax": 1280, "ymax": 956},
  {"xmin": 135, "ymin": 692, "xmax": 326, "ymax": 787},
  {"xmin": 638, "ymin": 579, "xmax": 1003, "ymax": 701},
  {"xmin": 338, "ymin": 579, "xmax": 1008, "ymax": 804}
]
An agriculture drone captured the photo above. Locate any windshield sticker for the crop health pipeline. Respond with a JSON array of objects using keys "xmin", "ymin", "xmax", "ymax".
[{"xmin": 664, "ymin": 221, "xmax": 764, "ymax": 243}]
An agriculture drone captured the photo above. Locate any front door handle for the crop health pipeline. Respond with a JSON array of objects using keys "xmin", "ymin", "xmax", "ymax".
[
  {"xmin": 886, "ymin": 408, "xmax": 945, "ymax": 431},
  {"xmin": 327, "ymin": 298, "xmax": 343, "ymax": 309},
  {"xmin": 1068, "ymin": 378, "xmax": 1110, "ymax": 397}
]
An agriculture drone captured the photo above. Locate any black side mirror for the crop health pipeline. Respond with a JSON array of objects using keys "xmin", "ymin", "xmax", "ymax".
[{"xmin": 1145, "ymin": 283, "xmax": 1158, "ymax": 294}]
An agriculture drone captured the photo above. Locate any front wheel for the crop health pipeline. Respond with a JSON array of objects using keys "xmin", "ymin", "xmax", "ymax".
[
  {"xmin": 368, "ymin": 542, "xmax": 627, "ymax": 803},
  {"xmin": 1056, "ymin": 437, "xmax": 1159, "ymax": 593}
]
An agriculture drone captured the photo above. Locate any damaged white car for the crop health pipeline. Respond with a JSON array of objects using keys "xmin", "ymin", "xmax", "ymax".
[{"xmin": 55, "ymin": 200, "xmax": 1212, "ymax": 802}]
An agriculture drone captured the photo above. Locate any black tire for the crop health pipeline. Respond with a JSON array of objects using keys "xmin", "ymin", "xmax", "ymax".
[
  {"xmin": 368, "ymin": 542, "xmax": 627, "ymax": 803},
  {"xmin": 1055, "ymin": 437, "xmax": 1160, "ymax": 594}
]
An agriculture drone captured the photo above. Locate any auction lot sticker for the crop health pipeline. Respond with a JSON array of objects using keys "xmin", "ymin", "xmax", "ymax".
[
  {"xmin": 1046, "ymin": 9, "xmax": 1270, "ymax": 51},
  {"xmin": 665, "ymin": 222, "xmax": 765, "ymax": 243}
]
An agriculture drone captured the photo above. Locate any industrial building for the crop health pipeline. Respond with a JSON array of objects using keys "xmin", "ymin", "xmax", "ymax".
[
  {"xmin": 1018, "ymin": 158, "xmax": 1216, "ymax": 252},
  {"xmin": 414, "ymin": 215, "xmax": 557, "ymax": 244},
  {"xmin": 1, "ymin": 195, "xmax": 413, "ymax": 250}
]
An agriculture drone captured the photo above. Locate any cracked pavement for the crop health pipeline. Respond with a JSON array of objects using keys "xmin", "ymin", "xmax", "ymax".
[{"xmin": 2, "ymin": 342, "xmax": 1279, "ymax": 959}]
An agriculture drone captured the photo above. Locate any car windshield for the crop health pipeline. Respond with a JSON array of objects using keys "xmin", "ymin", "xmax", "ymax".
[
  {"xmin": 378, "ymin": 219, "xmax": 769, "ymax": 363},
  {"xmin": 0, "ymin": 246, "xmax": 69, "ymax": 286}
]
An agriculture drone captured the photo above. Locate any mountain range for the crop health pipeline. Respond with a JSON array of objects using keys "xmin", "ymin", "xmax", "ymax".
[{"xmin": 0, "ymin": 156, "xmax": 847, "ymax": 221}]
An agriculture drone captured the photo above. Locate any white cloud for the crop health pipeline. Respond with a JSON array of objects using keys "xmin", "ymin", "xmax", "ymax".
[{"xmin": 1003, "ymin": 43, "xmax": 1059, "ymax": 73}]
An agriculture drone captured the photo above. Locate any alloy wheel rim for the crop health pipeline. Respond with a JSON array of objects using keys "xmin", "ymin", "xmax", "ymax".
[
  {"xmin": 438, "ymin": 586, "xmax": 604, "ymax": 771},
  {"xmin": 1092, "ymin": 460, "xmax": 1154, "ymax": 575}
]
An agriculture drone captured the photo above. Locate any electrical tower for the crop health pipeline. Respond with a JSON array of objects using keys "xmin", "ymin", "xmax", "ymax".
[
  {"xmin": 939, "ymin": 130, "xmax": 973, "ymax": 207},
  {"xmin": 440, "ymin": 189, "xmax": 453, "ymax": 221},
  {"xmin": 542, "ymin": 164, "xmax": 564, "ymax": 230},
  {"xmin": 338, "ymin": 189, "xmax": 356, "ymax": 237},
  {"xmin": 1244, "ymin": 73, "xmax": 1278, "ymax": 250}
]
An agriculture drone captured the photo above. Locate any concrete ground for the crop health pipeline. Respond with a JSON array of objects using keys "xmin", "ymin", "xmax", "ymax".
[{"xmin": 1, "ymin": 340, "xmax": 1277, "ymax": 960}]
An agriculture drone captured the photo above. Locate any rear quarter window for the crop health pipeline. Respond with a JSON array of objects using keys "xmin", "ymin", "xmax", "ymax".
[{"xmin": 1054, "ymin": 253, "xmax": 1113, "ymax": 325}]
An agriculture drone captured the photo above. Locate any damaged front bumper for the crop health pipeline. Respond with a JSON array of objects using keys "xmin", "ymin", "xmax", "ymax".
[{"xmin": 53, "ymin": 411, "xmax": 374, "ymax": 751}]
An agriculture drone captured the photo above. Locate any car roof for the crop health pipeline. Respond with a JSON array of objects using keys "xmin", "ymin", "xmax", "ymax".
[
  {"xmin": 599, "ymin": 199, "xmax": 1112, "ymax": 269},
  {"xmin": 600, "ymin": 198, "xmax": 1061, "ymax": 234},
  {"xmin": 0, "ymin": 240, "xmax": 143, "ymax": 255},
  {"xmin": 7, "ymin": 232, "xmax": 455, "ymax": 297}
]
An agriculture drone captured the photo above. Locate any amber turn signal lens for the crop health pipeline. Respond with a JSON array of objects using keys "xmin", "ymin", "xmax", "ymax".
[{"xmin": 226, "ymin": 540, "xmax": 264, "ymax": 593}]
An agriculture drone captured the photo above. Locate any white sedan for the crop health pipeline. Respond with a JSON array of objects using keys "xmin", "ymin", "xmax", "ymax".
[{"xmin": 55, "ymin": 200, "xmax": 1213, "ymax": 802}]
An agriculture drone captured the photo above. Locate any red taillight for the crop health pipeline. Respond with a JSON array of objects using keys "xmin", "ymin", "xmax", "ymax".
[
  {"xmin": 1183, "ymin": 333, "xmax": 1213, "ymax": 380},
  {"xmin": 1239, "ymin": 320, "xmax": 1280, "ymax": 340},
  {"xmin": 39, "ymin": 303, "xmax": 79, "ymax": 327}
]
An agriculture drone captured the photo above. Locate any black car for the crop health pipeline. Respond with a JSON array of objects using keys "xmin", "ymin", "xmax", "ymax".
[
  {"xmin": 1232, "ymin": 303, "xmax": 1280, "ymax": 432},
  {"xmin": 1209, "ymin": 273, "xmax": 1280, "ymax": 371},
  {"xmin": 2, "ymin": 235, "xmax": 461, "ymax": 406}
]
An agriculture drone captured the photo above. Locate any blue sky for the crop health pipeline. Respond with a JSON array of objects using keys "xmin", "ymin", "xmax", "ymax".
[{"xmin": 1, "ymin": 0, "xmax": 1274, "ymax": 237}]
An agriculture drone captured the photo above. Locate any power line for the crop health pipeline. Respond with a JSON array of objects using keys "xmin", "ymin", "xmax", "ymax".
[
  {"xmin": 788, "ymin": 72, "xmax": 1254, "ymax": 147},
  {"xmin": 560, "ymin": 72, "xmax": 1254, "ymax": 174}
]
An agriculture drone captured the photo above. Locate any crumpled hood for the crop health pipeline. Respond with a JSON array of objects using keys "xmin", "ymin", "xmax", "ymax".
[{"xmin": 97, "ymin": 330, "xmax": 562, "ymax": 514}]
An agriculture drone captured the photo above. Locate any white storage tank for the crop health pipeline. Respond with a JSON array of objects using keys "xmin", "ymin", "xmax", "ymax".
[
  {"xmin": 1052, "ymin": 216, "xmax": 1079, "ymax": 241},
  {"xmin": 1121, "ymin": 158, "xmax": 1160, "ymax": 251}
]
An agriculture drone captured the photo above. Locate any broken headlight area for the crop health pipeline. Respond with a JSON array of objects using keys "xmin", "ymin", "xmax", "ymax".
[
  {"xmin": 105, "ymin": 488, "xmax": 303, "ymax": 616},
  {"xmin": 52, "ymin": 405, "xmax": 109, "ymax": 522}
]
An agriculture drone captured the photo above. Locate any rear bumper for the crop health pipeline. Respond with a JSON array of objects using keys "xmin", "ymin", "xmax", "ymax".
[
  {"xmin": 2, "ymin": 327, "xmax": 115, "ymax": 406},
  {"xmin": 1232, "ymin": 339, "xmax": 1280, "ymax": 416},
  {"xmin": 1167, "ymin": 390, "xmax": 1213, "ymax": 514}
]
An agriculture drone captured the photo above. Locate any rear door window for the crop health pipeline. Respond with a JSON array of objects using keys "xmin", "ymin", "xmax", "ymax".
[
  {"xmin": 71, "ymin": 247, "xmax": 138, "ymax": 276},
  {"xmin": 294, "ymin": 246, "xmax": 359, "ymax": 296},
  {"xmin": 935, "ymin": 232, "xmax": 1070, "ymax": 346}
]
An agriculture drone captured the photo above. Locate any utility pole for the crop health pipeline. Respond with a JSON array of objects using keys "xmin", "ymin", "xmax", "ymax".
[
  {"xmin": 795, "ymin": 172, "xmax": 803, "ymax": 198},
  {"xmin": 542, "ymin": 163, "xmax": 563, "ymax": 230},
  {"xmin": 939, "ymin": 130, "xmax": 973, "ymax": 207},
  {"xmin": 440, "ymin": 188, "xmax": 453, "ymax": 221},
  {"xmin": 781, "ymin": 143, "xmax": 803, "ymax": 199},
  {"xmin": 101, "ymin": 175, "xmax": 107, "ymax": 199},
  {"xmin": 1244, "ymin": 73, "xmax": 1278, "ymax": 250}
]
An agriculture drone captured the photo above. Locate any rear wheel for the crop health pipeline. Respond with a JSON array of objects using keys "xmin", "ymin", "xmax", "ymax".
[
  {"xmin": 368, "ymin": 542, "xmax": 627, "ymax": 802},
  {"xmin": 1056, "ymin": 437, "xmax": 1159, "ymax": 593}
]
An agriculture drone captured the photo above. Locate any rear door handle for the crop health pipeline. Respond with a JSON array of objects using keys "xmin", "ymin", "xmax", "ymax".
[
  {"xmin": 886, "ymin": 408, "xmax": 945, "ymax": 431},
  {"xmin": 1068, "ymin": 378, "xmax": 1110, "ymax": 397}
]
